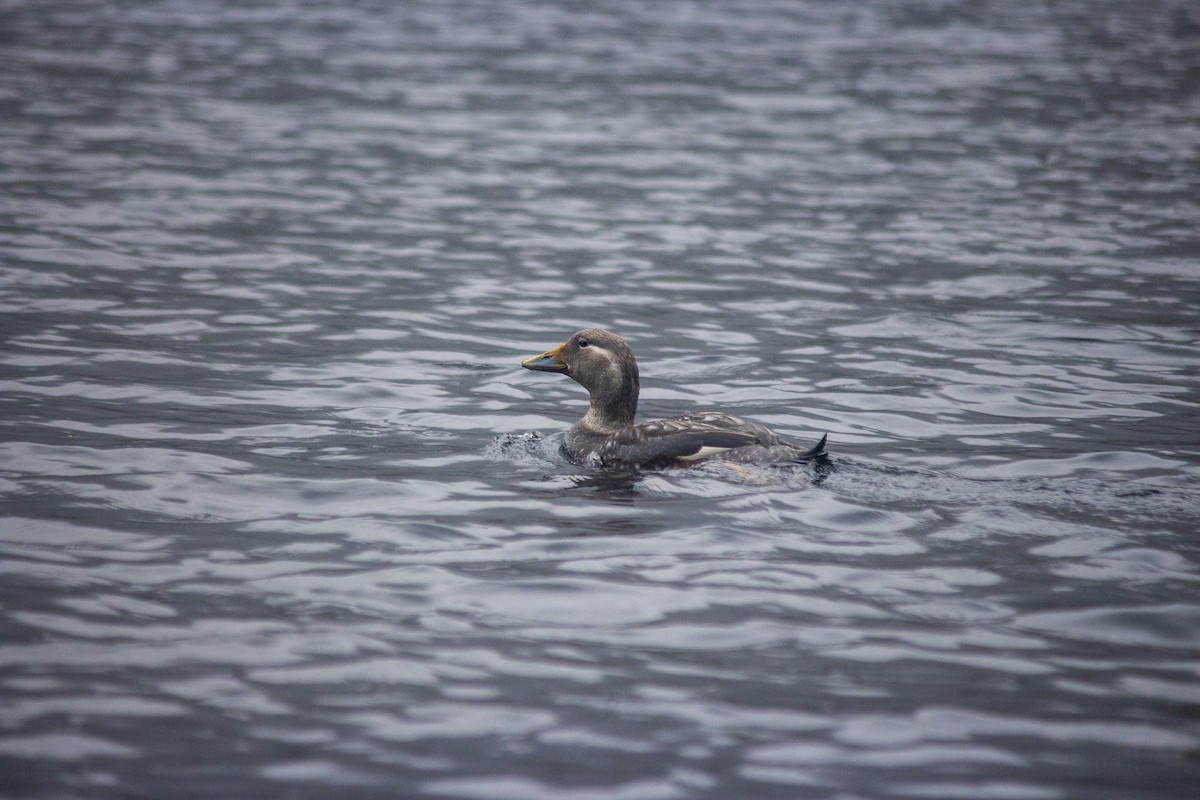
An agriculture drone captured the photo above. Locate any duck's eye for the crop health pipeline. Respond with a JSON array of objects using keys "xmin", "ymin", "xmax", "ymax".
[{"xmin": 577, "ymin": 337, "xmax": 590, "ymax": 348}]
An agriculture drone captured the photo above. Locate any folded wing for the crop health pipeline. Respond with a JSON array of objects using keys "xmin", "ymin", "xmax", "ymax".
[{"xmin": 597, "ymin": 411, "xmax": 784, "ymax": 467}]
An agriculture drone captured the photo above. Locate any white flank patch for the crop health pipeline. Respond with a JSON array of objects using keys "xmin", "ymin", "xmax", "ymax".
[{"xmin": 677, "ymin": 446, "xmax": 732, "ymax": 462}]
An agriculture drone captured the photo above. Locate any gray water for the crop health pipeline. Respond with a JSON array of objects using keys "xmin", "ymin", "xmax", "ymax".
[{"xmin": 2, "ymin": 0, "xmax": 1199, "ymax": 797}]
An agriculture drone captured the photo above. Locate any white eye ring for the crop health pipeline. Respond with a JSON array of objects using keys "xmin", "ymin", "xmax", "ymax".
[{"xmin": 577, "ymin": 338, "xmax": 590, "ymax": 348}]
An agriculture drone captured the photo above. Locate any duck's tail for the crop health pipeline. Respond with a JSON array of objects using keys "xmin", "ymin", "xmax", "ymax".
[
  {"xmin": 794, "ymin": 433, "xmax": 828, "ymax": 461},
  {"xmin": 714, "ymin": 434, "xmax": 829, "ymax": 466}
]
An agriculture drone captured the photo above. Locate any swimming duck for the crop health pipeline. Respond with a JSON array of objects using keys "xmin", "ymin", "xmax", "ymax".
[{"xmin": 521, "ymin": 328, "xmax": 827, "ymax": 468}]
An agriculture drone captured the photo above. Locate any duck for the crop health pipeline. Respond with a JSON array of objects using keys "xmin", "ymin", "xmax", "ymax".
[{"xmin": 521, "ymin": 328, "xmax": 827, "ymax": 469}]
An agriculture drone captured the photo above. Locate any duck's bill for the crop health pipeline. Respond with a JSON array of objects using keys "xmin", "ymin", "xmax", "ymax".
[{"xmin": 521, "ymin": 342, "xmax": 568, "ymax": 372}]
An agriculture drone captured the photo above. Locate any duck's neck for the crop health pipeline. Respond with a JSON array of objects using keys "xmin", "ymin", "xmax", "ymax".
[{"xmin": 581, "ymin": 368, "xmax": 638, "ymax": 433}]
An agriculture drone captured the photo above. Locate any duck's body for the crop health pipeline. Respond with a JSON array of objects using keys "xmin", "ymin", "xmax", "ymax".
[{"xmin": 521, "ymin": 328, "xmax": 827, "ymax": 469}]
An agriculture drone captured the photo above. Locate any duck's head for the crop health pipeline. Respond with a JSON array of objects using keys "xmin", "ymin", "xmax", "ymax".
[{"xmin": 521, "ymin": 328, "xmax": 639, "ymax": 428}]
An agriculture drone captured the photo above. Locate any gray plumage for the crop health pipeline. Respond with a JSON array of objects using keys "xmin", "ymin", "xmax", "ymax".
[{"xmin": 521, "ymin": 328, "xmax": 827, "ymax": 468}]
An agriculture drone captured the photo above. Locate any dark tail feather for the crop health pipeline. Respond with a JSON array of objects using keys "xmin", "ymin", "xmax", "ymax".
[{"xmin": 795, "ymin": 433, "xmax": 827, "ymax": 461}]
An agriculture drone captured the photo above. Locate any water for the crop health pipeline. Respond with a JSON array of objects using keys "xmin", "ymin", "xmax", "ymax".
[{"xmin": 2, "ymin": 0, "xmax": 1199, "ymax": 797}]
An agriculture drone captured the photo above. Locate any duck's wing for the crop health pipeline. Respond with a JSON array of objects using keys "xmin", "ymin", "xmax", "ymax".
[
  {"xmin": 676, "ymin": 412, "xmax": 782, "ymax": 445},
  {"xmin": 596, "ymin": 412, "xmax": 779, "ymax": 467}
]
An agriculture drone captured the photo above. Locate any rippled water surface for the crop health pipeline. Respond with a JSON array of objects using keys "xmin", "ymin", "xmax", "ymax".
[{"xmin": 3, "ymin": 0, "xmax": 1200, "ymax": 797}]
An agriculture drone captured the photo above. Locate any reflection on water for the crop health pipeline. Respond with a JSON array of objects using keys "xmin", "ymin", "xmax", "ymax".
[{"xmin": 2, "ymin": 0, "xmax": 1199, "ymax": 798}]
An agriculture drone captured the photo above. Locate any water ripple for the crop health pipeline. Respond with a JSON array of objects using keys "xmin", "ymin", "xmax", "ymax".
[{"xmin": 2, "ymin": 0, "xmax": 1199, "ymax": 798}]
